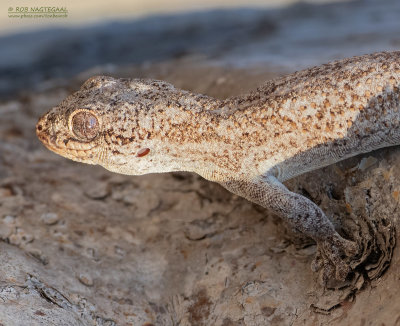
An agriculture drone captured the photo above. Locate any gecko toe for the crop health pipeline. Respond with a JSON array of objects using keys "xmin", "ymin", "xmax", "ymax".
[
  {"xmin": 311, "ymin": 251, "xmax": 323, "ymax": 272},
  {"xmin": 313, "ymin": 234, "xmax": 359, "ymax": 284}
]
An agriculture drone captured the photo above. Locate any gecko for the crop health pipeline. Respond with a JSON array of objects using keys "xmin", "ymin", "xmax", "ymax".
[{"xmin": 36, "ymin": 51, "xmax": 400, "ymax": 283}]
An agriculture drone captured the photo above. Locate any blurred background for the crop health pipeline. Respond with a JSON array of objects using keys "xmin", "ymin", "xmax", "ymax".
[{"xmin": 1, "ymin": 0, "xmax": 400, "ymax": 99}]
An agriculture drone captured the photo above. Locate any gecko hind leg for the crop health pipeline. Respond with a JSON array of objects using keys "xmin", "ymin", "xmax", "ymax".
[{"xmin": 220, "ymin": 175, "xmax": 359, "ymax": 283}]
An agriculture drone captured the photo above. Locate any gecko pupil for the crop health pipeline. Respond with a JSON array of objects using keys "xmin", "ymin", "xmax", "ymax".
[{"xmin": 72, "ymin": 111, "xmax": 99, "ymax": 141}]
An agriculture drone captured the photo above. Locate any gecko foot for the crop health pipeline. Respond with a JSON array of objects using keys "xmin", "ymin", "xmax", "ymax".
[{"xmin": 311, "ymin": 233, "xmax": 358, "ymax": 284}]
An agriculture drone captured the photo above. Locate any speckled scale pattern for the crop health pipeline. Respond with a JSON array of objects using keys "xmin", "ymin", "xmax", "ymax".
[
  {"xmin": 222, "ymin": 51, "xmax": 400, "ymax": 180},
  {"xmin": 36, "ymin": 51, "xmax": 400, "ymax": 283}
]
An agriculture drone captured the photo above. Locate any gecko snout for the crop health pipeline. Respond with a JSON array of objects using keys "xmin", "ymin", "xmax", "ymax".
[
  {"xmin": 36, "ymin": 114, "xmax": 50, "ymax": 139},
  {"xmin": 36, "ymin": 113, "xmax": 57, "ymax": 148},
  {"xmin": 36, "ymin": 115, "xmax": 46, "ymax": 140}
]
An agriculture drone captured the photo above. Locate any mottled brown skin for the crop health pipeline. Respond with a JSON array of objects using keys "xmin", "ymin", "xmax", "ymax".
[{"xmin": 37, "ymin": 51, "xmax": 400, "ymax": 283}]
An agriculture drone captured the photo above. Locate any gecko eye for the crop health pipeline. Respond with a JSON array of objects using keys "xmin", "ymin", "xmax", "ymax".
[{"xmin": 71, "ymin": 111, "xmax": 99, "ymax": 141}]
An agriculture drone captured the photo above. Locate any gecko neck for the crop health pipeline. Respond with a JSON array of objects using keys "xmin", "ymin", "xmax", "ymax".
[{"xmin": 145, "ymin": 91, "xmax": 235, "ymax": 180}]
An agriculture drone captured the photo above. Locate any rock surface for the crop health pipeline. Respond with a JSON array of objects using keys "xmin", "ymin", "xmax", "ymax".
[{"xmin": 0, "ymin": 63, "xmax": 399, "ymax": 325}]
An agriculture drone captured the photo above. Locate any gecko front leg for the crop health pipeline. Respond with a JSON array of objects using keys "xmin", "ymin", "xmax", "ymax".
[{"xmin": 220, "ymin": 175, "xmax": 358, "ymax": 283}]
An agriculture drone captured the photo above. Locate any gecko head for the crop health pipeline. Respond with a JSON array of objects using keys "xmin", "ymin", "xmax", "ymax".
[{"xmin": 36, "ymin": 75, "xmax": 177, "ymax": 173}]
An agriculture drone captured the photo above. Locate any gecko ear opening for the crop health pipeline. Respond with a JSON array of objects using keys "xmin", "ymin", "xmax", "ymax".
[
  {"xmin": 137, "ymin": 148, "xmax": 150, "ymax": 157},
  {"xmin": 70, "ymin": 110, "xmax": 100, "ymax": 141}
]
